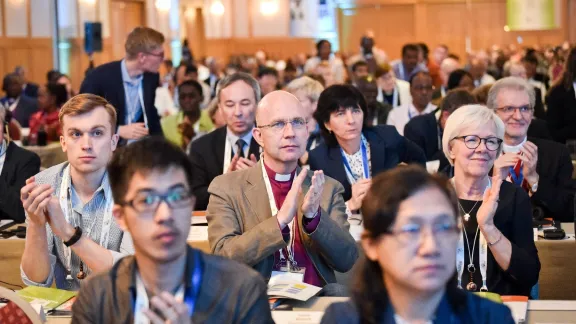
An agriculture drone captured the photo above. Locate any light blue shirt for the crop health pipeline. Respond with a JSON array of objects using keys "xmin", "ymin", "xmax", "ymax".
[
  {"xmin": 226, "ymin": 127, "xmax": 253, "ymax": 158},
  {"xmin": 120, "ymin": 59, "xmax": 144, "ymax": 125}
]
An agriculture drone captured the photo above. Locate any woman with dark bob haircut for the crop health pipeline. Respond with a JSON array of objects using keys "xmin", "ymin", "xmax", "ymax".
[
  {"xmin": 321, "ymin": 166, "xmax": 515, "ymax": 324},
  {"xmin": 308, "ymin": 84, "xmax": 425, "ymax": 219}
]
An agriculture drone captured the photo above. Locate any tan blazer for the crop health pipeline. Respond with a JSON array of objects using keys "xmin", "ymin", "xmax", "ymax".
[{"xmin": 206, "ymin": 162, "xmax": 359, "ymax": 285}]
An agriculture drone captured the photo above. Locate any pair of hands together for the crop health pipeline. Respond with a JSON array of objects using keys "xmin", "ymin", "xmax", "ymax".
[
  {"xmin": 20, "ymin": 177, "xmax": 75, "ymax": 241},
  {"xmin": 277, "ymin": 170, "xmax": 325, "ymax": 229},
  {"xmin": 475, "ymin": 142, "xmax": 539, "ymax": 228}
]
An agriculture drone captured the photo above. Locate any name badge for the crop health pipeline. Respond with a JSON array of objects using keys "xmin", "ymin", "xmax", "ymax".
[{"xmin": 270, "ymin": 267, "xmax": 306, "ymax": 285}]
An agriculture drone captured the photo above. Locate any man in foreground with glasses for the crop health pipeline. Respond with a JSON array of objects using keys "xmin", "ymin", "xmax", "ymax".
[
  {"xmin": 72, "ymin": 137, "xmax": 273, "ymax": 323},
  {"xmin": 80, "ymin": 27, "xmax": 165, "ymax": 143},
  {"xmin": 206, "ymin": 91, "xmax": 358, "ymax": 294},
  {"xmin": 488, "ymin": 77, "xmax": 575, "ymax": 222}
]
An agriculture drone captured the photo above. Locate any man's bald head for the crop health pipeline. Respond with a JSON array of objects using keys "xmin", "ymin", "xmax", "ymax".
[{"xmin": 256, "ymin": 90, "xmax": 303, "ymax": 126}]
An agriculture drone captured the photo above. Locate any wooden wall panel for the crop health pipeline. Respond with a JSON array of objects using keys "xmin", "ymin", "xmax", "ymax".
[
  {"xmin": 339, "ymin": 5, "xmax": 415, "ymax": 59},
  {"xmin": 423, "ymin": 3, "xmax": 466, "ymax": 58},
  {"xmin": 203, "ymin": 38, "xmax": 316, "ymax": 61},
  {"xmin": 0, "ymin": 38, "xmax": 52, "ymax": 86}
]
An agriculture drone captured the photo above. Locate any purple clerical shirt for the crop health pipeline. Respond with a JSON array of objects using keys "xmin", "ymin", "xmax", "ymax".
[{"xmin": 264, "ymin": 162, "xmax": 323, "ymax": 287}]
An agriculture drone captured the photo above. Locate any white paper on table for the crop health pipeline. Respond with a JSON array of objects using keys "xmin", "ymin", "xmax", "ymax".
[
  {"xmin": 267, "ymin": 282, "xmax": 322, "ymax": 301},
  {"xmin": 0, "ymin": 219, "xmax": 14, "ymax": 228},
  {"xmin": 425, "ymin": 160, "xmax": 440, "ymax": 173},
  {"xmin": 192, "ymin": 216, "xmax": 207, "ymax": 225},
  {"xmin": 187, "ymin": 226, "xmax": 208, "ymax": 241},
  {"xmin": 349, "ymin": 224, "xmax": 363, "ymax": 242},
  {"xmin": 504, "ymin": 301, "xmax": 528, "ymax": 324},
  {"xmin": 271, "ymin": 311, "xmax": 323, "ymax": 324},
  {"xmin": 528, "ymin": 300, "xmax": 576, "ymax": 311}
]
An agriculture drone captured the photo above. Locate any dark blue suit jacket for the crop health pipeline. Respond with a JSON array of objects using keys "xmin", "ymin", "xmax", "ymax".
[
  {"xmin": 320, "ymin": 291, "xmax": 515, "ymax": 324},
  {"xmin": 308, "ymin": 125, "xmax": 426, "ymax": 201},
  {"xmin": 404, "ymin": 112, "xmax": 450, "ymax": 171},
  {"xmin": 79, "ymin": 61, "xmax": 162, "ymax": 136}
]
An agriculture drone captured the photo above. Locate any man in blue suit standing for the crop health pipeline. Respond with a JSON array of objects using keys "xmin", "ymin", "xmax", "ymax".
[{"xmin": 80, "ymin": 27, "xmax": 164, "ymax": 143}]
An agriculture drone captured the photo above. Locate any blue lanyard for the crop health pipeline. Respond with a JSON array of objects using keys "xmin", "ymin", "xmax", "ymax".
[
  {"xmin": 341, "ymin": 139, "xmax": 369, "ymax": 182},
  {"xmin": 408, "ymin": 108, "xmax": 414, "ymax": 120},
  {"xmin": 509, "ymin": 166, "xmax": 524, "ymax": 186},
  {"xmin": 184, "ymin": 250, "xmax": 202, "ymax": 317}
]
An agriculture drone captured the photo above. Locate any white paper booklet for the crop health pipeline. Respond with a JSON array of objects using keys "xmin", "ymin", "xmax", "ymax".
[{"xmin": 267, "ymin": 282, "xmax": 322, "ymax": 301}]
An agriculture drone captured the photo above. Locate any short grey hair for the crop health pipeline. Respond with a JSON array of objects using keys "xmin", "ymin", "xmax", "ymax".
[
  {"xmin": 442, "ymin": 104, "xmax": 505, "ymax": 166},
  {"xmin": 216, "ymin": 72, "xmax": 261, "ymax": 103},
  {"xmin": 486, "ymin": 77, "xmax": 535, "ymax": 110},
  {"xmin": 285, "ymin": 76, "xmax": 324, "ymax": 103}
]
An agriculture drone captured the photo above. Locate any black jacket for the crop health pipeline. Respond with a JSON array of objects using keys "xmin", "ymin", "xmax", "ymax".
[
  {"xmin": 529, "ymin": 137, "xmax": 576, "ymax": 222},
  {"xmin": 404, "ymin": 112, "xmax": 450, "ymax": 171},
  {"xmin": 23, "ymin": 83, "xmax": 39, "ymax": 98},
  {"xmin": 546, "ymin": 83, "xmax": 576, "ymax": 143},
  {"xmin": 79, "ymin": 61, "xmax": 162, "ymax": 136},
  {"xmin": 189, "ymin": 127, "xmax": 261, "ymax": 210},
  {"xmin": 0, "ymin": 142, "xmax": 40, "ymax": 222},
  {"xmin": 1, "ymin": 95, "xmax": 38, "ymax": 128},
  {"xmin": 309, "ymin": 125, "xmax": 426, "ymax": 201}
]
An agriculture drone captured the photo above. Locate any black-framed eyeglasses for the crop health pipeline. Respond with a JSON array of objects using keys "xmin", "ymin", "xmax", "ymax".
[
  {"xmin": 452, "ymin": 135, "xmax": 503, "ymax": 151},
  {"xmin": 120, "ymin": 189, "xmax": 193, "ymax": 213},
  {"xmin": 258, "ymin": 118, "xmax": 308, "ymax": 132},
  {"xmin": 383, "ymin": 222, "xmax": 461, "ymax": 245},
  {"xmin": 495, "ymin": 105, "xmax": 533, "ymax": 116}
]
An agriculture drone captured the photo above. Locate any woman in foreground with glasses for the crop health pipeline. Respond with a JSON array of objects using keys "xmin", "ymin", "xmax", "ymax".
[
  {"xmin": 308, "ymin": 84, "xmax": 426, "ymax": 220},
  {"xmin": 321, "ymin": 166, "xmax": 514, "ymax": 323},
  {"xmin": 442, "ymin": 105, "xmax": 539, "ymax": 297}
]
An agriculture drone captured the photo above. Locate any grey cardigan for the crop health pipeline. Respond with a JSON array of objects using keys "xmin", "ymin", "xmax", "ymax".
[{"xmin": 71, "ymin": 247, "xmax": 274, "ymax": 324}]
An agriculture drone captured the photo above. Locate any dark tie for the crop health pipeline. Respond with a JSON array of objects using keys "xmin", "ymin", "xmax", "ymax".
[{"xmin": 236, "ymin": 139, "xmax": 246, "ymax": 158}]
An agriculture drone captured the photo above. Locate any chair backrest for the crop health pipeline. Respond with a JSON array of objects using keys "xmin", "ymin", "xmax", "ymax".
[{"xmin": 0, "ymin": 286, "xmax": 43, "ymax": 324}]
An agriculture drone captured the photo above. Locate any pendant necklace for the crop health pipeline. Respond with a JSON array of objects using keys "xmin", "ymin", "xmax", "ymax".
[
  {"xmin": 457, "ymin": 199, "xmax": 480, "ymax": 222},
  {"xmin": 463, "ymin": 224, "xmax": 480, "ymax": 291}
]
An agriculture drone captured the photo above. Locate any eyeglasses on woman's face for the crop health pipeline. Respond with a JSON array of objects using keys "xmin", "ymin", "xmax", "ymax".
[{"xmin": 451, "ymin": 135, "xmax": 503, "ymax": 151}]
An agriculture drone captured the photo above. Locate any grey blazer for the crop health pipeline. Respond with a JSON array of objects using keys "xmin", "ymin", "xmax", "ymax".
[
  {"xmin": 71, "ymin": 247, "xmax": 273, "ymax": 324},
  {"xmin": 206, "ymin": 161, "xmax": 359, "ymax": 285}
]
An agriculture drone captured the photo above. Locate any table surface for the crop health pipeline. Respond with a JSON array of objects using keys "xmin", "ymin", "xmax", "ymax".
[{"xmin": 43, "ymin": 298, "xmax": 576, "ymax": 324}]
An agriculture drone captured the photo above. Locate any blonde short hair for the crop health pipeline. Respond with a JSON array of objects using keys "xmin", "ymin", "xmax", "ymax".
[
  {"xmin": 59, "ymin": 94, "xmax": 117, "ymax": 131},
  {"xmin": 285, "ymin": 76, "xmax": 324, "ymax": 103},
  {"xmin": 442, "ymin": 104, "xmax": 505, "ymax": 166},
  {"xmin": 125, "ymin": 27, "xmax": 165, "ymax": 59}
]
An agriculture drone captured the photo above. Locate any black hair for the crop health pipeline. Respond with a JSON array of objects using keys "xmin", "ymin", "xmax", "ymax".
[
  {"xmin": 447, "ymin": 69, "xmax": 473, "ymax": 91},
  {"xmin": 2, "ymin": 73, "xmax": 21, "ymax": 92},
  {"xmin": 439, "ymin": 89, "xmax": 477, "ymax": 113},
  {"xmin": 417, "ymin": 42, "xmax": 430, "ymax": 60},
  {"xmin": 108, "ymin": 137, "xmax": 194, "ymax": 205},
  {"xmin": 521, "ymin": 54, "xmax": 539, "ymax": 66},
  {"xmin": 46, "ymin": 70, "xmax": 61, "ymax": 83},
  {"xmin": 185, "ymin": 64, "xmax": 198, "ymax": 75},
  {"xmin": 351, "ymin": 61, "xmax": 368, "ymax": 73},
  {"xmin": 314, "ymin": 84, "xmax": 368, "ymax": 147},
  {"xmin": 408, "ymin": 71, "xmax": 431, "ymax": 86},
  {"xmin": 178, "ymin": 80, "xmax": 203, "ymax": 99},
  {"xmin": 45, "ymin": 83, "xmax": 69, "ymax": 107},
  {"xmin": 402, "ymin": 43, "xmax": 419, "ymax": 57},
  {"xmin": 257, "ymin": 67, "xmax": 279, "ymax": 79},
  {"xmin": 316, "ymin": 39, "xmax": 331, "ymax": 56},
  {"xmin": 354, "ymin": 165, "xmax": 465, "ymax": 324}
]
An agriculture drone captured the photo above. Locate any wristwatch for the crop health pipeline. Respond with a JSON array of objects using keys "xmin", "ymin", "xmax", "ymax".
[{"xmin": 529, "ymin": 181, "xmax": 539, "ymax": 194}]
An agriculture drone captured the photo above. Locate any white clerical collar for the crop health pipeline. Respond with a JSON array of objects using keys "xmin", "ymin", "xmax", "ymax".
[
  {"xmin": 502, "ymin": 137, "xmax": 527, "ymax": 154},
  {"xmin": 263, "ymin": 158, "xmax": 293, "ymax": 182}
]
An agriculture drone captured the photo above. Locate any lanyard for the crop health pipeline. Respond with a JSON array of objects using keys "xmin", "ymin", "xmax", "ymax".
[
  {"xmin": 398, "ymin": 63, "xmax": 406, "ymax": 80},
  {"xmin": 0, "ymin": 140, "xmax": 6, "ymax": 175},
  {"xmin": 340, "ymin": 136, "xmax": 369, "ymax": 185},
  {"xmin": 127, "ymin": 81, "xmax": 148, "ymax": 128},
  {"xmin": 260, "ymin": 158, "xmax": 298, "ymax": 269},
  {"xmin": 453, "ymin": 178, "xmax": 490, "ymax": 292},
  {"xmin": 222, "ymin": 138, "xmax": 232, "ymax": 173},
  {"xmin": 59, "ymin": 164, "xmax": 114, "ymax": 277},
  {"xmin": 392, "ymin": 87, "xmax": 399, "ymax": 107},
  {"xmin": 134, "ymin": 251, "xmax": 202, "ymax": 324}
]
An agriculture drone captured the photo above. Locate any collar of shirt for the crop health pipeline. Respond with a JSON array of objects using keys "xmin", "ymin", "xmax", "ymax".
[
  {"xmin": 64, "ymin": 167, "xmax": 111, "ymax": 213},
  {"xmin": 226, "ymin": 127, "xmax": 253, "ymax": 155},
  {"xmin": 502, "ymin": 137, "xmax": 527, "ymax": 154},
  {"xmin": 409, "ymin": 102, "xmax": 435, "ymax": 116},
  {"xmin": 0, "ymin": 140, "xmax": 6, "ymax": 174},
  {"xmin": 573, "ymin": 82, "xmax": 576, "ymax": 97},
  {"xmin": 121, "ymin": 59, "xmax": 143, "ymax": 86}
]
